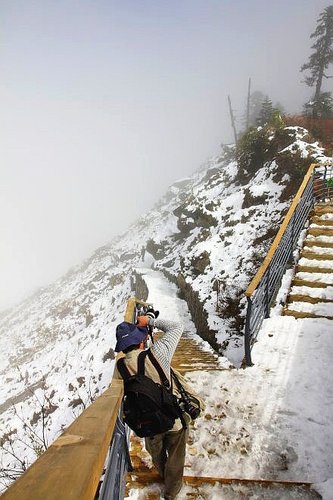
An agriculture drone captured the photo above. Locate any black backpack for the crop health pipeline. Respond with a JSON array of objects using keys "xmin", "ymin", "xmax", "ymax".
[{"xmin": 117, "ymin": 349, "xmax": 186, "ymax": 437}]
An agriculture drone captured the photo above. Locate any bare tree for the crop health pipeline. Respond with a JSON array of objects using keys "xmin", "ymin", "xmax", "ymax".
[
  {"xmin": 246, "ymin": 77, "xmax": 251, "ymax": 130},
  {"xmin": 228, "ymin": 95, "xmax": 238, "ymax": 144}
]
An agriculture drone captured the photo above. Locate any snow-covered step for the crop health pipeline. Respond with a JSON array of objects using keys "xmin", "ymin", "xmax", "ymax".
[
  {"xmin": 292, "ymin": 278, "xmax": 331, "ymax": 289},
  {"xmin": 293, "ymin": 272, "xmax": 333, "ymax": 286},
  {"xmin": 304, "ymin": 239, "xmax": 333, "ymax": 249},
  {"xmin": 301, "ymin": 250, "xmax": 333, "ymax": 261},
  {"xmin": 285, "ymin": 203, "xmax": 333, "ymax": 319},
  {"xmin": 288, "ymin": 303, "xmax": 333, "ymax": 319},
  {"xmin": 284, "ymin": 300, "xmax": 333, "ymax": 319},
  {"xmin": 310, "ymin": 216, "xmax": 333, "ymax": 226},
  {"xmin": 288, "ymin": 294, "xmax": 333, "ymax": 305},
  {"xmin": 297, "ymin": 257, "xmax": 333, "ymax": 274},
  {"xmin": 306, "ymin": 233, "xmax": 333, "ymax": 242},
  {"xmin": 313, "ymin": 204, "xmax": 333, "ymax": 215},
  {"xmin": 126, "ymin": 469, "xmax": 320, "ymax": 499},
  {"xmin": 289, "ymin": 285, "xmax": 333, "ymax": 302}
]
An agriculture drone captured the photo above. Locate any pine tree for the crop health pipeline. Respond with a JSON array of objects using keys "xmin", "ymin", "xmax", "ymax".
[
  {"xmin": 247, "ymin": 90, "xmax": 265, "ymax": 127},
  {"xmin": 303, "ymin": 91, "xmax": 333, "ymax": 117},
  {"xmin": 301, "ymin": 5, "xmax": 333, "ymax": 117},
  {"xmin": 256, "ymin": 96, "xmax": 274, "ymax": 126}
]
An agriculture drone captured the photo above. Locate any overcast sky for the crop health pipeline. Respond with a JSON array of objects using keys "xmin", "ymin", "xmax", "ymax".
[{"xmin": 0, "ymin": 0, "xmax": 331, "ymax": 311}]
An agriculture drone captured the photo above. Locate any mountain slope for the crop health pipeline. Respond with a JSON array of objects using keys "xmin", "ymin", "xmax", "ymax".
[{"xmin": 0, "ymin": 125, "xmax": 329, "ymax": 487}]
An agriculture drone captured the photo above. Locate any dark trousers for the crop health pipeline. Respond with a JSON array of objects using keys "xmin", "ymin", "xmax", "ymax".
[{"xmin": 145, "ymin": 427, "xmax": 188, "ymax": 499}]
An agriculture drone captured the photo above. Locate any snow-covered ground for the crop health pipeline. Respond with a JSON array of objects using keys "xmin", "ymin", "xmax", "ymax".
[
  {"xmin": 0, "ymin": 128, "xmax": 331, "ymax": 496},
  {"xmin": 127, "ymin": 267, "xmax": 333, "ymax": 500}
]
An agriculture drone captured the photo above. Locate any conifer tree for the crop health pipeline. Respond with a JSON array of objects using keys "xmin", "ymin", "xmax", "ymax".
[
  {"xmin": 247, "ymin": 90, "xmax": 265, "ymax": 127},
  {"xmin": 256, "ymin": 96, "xmax": 274, "ymax": 126},
  {"xmin": 303, "ymin": 91, "xmax": 333, "ymax": 117},
  {"xmin": 301, "ymin": 5, "xmax": 333, "ymax": 117}
]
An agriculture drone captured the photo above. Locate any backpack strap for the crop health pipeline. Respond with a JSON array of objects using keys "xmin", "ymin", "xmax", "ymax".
[
  {"xmin": 117, "ymin": 351, "xmax": 170, "ymax": 390},
  {"xmin": 117, "ymin": 357, "xmax": 132, "ymax": 381},
  {"xmin": 137, "ymin": 350, "xmax": 148, "ymax": 376},
  {"xmin": 147, "ymin": 349, "xmax": 171, "ymax": 389},
  {"xmin": 137, "ymin": 350, "xmax": 187, "ymax": 431}
]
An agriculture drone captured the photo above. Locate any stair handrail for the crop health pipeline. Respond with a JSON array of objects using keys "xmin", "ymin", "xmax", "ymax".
[
  {"xmin": 244, "ymin": 162, "xmax": 333, "ymax": 366},
  {"xmin": 1, "ymin": 297, "xmax": 149, "ymax": 500}
]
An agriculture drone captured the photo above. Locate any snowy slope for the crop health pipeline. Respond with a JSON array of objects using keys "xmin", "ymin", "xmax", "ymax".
[{"xmin": 0, "ymin": 126, "xmax": 330, "ymax": 489}]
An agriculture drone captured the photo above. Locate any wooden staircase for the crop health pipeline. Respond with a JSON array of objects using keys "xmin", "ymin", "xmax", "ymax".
[
  {"xmin": 284, "ymin": 203, "xmax": 333, "ymax": 319},
  {"xmin": 126, "ymin": 332, "xmax": 223, "ymax": 498},
  {"xmin": 125, "ymin": 333, "xmax": 319, "ymax": 499}
]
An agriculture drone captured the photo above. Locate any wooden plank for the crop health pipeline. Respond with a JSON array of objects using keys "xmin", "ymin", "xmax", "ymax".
[
  {"xmin": 304, "ymin": 240, "xmax": 333, "ymax": 249},
  {"xmin": 246, "ymin": 164, "xmax": 317, "ymax": 297},
  {"xmin": 288, "ymin": 294, "xmax": 332, "ymax": 304},
  {"xmin": 313, "ymin": 204, "xmax": 333, "ymax": 215},
  {"xmin": 308, "ymin": 228, "xmax": 333, "ymax": 237},
  {"xmin": 283, "ymin": 309, "xmax": 333, "ymax": 320},
  {"xmin": 128, "ymin": 471, "xmax": 313, "ymax": 489},
  {"xmin": 296, "ymin": 265, "xmax": 333, "ymax": 274},
  {"xmin": 291, "ymin": 278, "xmax": 329, "ymax": 288},
  {"xmin": 301, "ymin": 251, "xmax": 333, "ymax": 261},
  {"xmin": 310, "ymin": 217, "xmax": 333, "ymax": 226},
  {"xmin": 2, "ymin": 381, "xmax": 124, "ymax": 500}
]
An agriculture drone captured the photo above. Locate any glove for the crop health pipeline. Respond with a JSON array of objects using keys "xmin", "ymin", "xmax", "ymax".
[
  {"xmin": 146, "ymin": 307, "xmax": 159, "ymax": 320},
  {"xmin": 137, "ymin": 315, "xmax": 150, "ymax": 328}
]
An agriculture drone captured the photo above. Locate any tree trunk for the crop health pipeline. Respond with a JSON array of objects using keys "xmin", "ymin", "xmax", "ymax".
[
  {"xmin": 246, "ymin": 77, "xmax": 251, "ymax": 130},
  {"xmin": 228, "ymin": 95, "xmax": 238, "ymax": 145}
]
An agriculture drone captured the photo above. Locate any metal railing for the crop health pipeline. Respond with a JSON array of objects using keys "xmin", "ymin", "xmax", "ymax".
[
  {"xmin": 244, "ymin": 163, "xmax": 333, "ymax": 366},
  {"xmin": 98, "ymin": 297, "xmax": 152, "ymax": 499},
  {"xmin": 98, "ymin": 416, "xmax": 132, "ymax": 500}
]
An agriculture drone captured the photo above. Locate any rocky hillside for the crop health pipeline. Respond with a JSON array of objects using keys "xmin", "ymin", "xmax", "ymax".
[{"xmin": 0, "ymin": 125, "xmax": 329, "ymax": 487}]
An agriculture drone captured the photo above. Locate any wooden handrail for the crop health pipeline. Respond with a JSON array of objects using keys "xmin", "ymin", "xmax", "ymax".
[
  {"xmin": 1, "ymin": 297, "xmax": 148, "ymax": 500},
  {"xmin": 124, "ymin": 297, "xmax": 152, "ymax": 323},
  {"xmin": 1, "ymin": 381, "xmax": 123, "ymax": 500},
  {"xmin": 245, "ymin": 163, "xmax": 318, "ymax": 297}
]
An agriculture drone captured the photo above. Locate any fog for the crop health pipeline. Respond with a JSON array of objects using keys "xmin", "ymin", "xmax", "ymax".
[{"xmin": 0, "ymin": 0, "xmax": 331, "ymax": 311}]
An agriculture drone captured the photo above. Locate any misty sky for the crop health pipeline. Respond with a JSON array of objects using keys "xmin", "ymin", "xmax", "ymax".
[{"xmin": 1, "ymin": 0, "xmax": 331, "ymax": 311}]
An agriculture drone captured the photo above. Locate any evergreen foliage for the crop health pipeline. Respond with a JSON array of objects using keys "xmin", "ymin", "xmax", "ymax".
[
  {"xmin": 301, "ymin": 5, "xmax": 333, "ymax": 117},
  {"xmin": 236, "ymin": 124, "xmax": 312, "ymax": 184},
  {"xmin": 303, "ymin": 91, "xmax": 333, "ymax": 118},
  {"xmin": 256, "ymin": 96, "xmax": 274, "ymax": 126},
  {"xmin": 245, "ymin": 91, "xmax": 284, "ymax": 130},
  {"xmin": 247, "ymin": 90, "xmax": 265, "ymax": 127}
]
